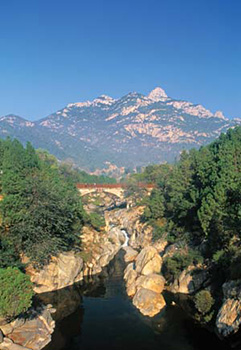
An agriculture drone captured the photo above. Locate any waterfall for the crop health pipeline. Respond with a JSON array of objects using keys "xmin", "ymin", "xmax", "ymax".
[{"xmin": 121, "ymin": 230, "xmax": 129, "ymax": 247}]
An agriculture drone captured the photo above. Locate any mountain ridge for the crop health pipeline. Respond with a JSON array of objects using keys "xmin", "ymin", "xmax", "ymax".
[{"xmin": 0, "ymin": 87, "xmax": 240, "ymax": 172}]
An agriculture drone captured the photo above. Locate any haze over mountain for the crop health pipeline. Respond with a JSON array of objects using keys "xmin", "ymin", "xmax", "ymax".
[{"xmin": 1, "ymin": 87, "xmax": 240, "ymax": 172}]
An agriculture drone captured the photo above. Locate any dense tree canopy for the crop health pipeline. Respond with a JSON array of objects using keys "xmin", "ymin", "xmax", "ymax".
[
  {"xmin": 138, "ymin": 127, "xmax": 241, "ymax": 279},
  {"xmin": 0, "ymin": 138, "xmax": 85, "ymax": 267}
]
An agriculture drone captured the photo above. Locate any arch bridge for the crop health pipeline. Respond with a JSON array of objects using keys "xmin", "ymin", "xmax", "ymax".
[{"xmin": 76, "ymin": 183, "xmax": 154, "ymax": 199}]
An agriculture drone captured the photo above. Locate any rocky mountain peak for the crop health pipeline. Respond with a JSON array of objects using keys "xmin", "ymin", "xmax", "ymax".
[
  {"xmin": 148, "ymin": 87, "xmax": 168, "ymax": 101},
  {"xmin": 214, "ymin": 110, "xmax": 227, "ymax": 120},
  {"xmin": 93, "ymin": 95, "xmax": 116, "ymax": 106},
  {"xmin": 0, "ymin": 87, "xmax": 240, "ymax": 172}
]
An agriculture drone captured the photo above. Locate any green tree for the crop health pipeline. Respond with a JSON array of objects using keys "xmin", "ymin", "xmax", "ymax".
[
  {"xmin": 194, "ymin": 290, "xmax": 214, "ymax": 315},
  {"xmin": 0, "ymin": 267, "xmax": 34, "ymax": 319}
]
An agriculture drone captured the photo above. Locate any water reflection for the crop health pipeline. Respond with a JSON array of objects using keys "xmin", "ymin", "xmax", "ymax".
[{"xmin": 40, "ymin": 251, "xmax": 233, "ymax": 350}]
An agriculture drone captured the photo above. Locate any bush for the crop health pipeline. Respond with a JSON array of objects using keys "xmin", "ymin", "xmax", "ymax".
[
  {"xmin": 88, "ymin": 212, "xmax": 105, "ymax": 231},
  {"xmin": 194, "ymin": 290, "xmax": 214, "ymax": 315},
  {"xmin": 163, "ymin": 248, "xmax": 203, "ymax": 281},
  {"xmin": 0, "ymin": 267, "xmax": 34, "ymax": 319}
]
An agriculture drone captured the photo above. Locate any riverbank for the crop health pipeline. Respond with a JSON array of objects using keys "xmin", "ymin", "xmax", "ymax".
[{"xmin": 41, "ymin": 251, "xmax": 233, "ymax": 350}]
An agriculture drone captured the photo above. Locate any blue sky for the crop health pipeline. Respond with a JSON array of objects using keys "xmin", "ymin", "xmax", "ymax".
[{"xmin": 0, "ymin": 0, "xmax": 240, "ymax": 120}]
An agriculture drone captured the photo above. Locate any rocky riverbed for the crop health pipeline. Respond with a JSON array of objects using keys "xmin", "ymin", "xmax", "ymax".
[{"xmin": 1, "ymin": 198, "xmax": 240, "ymax": 350}]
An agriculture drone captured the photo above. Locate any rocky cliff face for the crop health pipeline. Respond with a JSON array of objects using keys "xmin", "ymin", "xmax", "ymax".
[
  {"xmin": 26, "ymin": 252, "xmax": 84, "ymax": 294},
  {"xmin": 26, "ymin": 224, "xmax": 125, "ymax": 294},
  {"xmin": 216, "ymin": 280, "xmax": 241, "ymax": 338}
]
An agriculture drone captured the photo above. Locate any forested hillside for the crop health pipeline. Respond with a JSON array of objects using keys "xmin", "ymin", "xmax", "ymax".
[
  {"xmin": 0, "ymin": 139, "xmax": 113, "ymax": 320},
  {"xmin": 132, "ymin": 126, "xmax": 241, "ymax": 282},
  {"xmin": 0, "ymin": 139, "xmax": 87, "ymax": 270}
]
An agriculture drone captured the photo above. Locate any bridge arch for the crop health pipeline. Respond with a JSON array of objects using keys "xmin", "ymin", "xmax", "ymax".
[{"xmin": 76, "ymin": 183, "xmax": 154, "ymax": 199}]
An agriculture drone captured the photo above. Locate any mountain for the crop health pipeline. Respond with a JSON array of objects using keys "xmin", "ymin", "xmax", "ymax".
[{"xmin": 0, "ymin": 87, "xmax": 240, "ymax": 171}]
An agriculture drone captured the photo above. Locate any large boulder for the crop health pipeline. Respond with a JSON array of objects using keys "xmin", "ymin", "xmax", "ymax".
[
  {"xmin": 133, "ymin": 288, "xmax": 166, "ymax": 317},
  {"xmin": 123, "ymin": 246, "xmax": 138, "ymax": 263},
  {"xmin": 0, "ymin": 338, "xmax": 31, "ymax": 350},
  {"xmin": 124, "ymin": 263, "xmax": 138, "ymax": 296},
  {"xmin": 0, "ymin": 306, "xmax": 55, "ymax": 350},
  {"xmin": 216, "ymin": 280, "xmax": 241, "ymax": 337},
  {"xmin": 135, "ymin": 274, "xmax": 165, "ymax": 294},
  {"xmin": 26, "ymin": 252, "xmax": 84, "ymax": 293},
  {"xmin": 135, "ymin": 246, "xmax": 162, "ymax": 276},
  {"xmin": 170, "ymin": 266, "xmax": 210, "ymax": 294}
]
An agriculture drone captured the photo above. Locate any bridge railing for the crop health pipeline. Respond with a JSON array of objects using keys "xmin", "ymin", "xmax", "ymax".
[{"xmin": 76, "ymin": 183, "xmax": 155, "ymax": 189}]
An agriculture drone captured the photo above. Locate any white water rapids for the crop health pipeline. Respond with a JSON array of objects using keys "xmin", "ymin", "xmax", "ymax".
[{"xmin": 121, "ymin": 229, "xmax": 129, "ymax": 247}]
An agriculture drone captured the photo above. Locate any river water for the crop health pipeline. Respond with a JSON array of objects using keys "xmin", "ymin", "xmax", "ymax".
[{"xmin": 41, "ymin": 250, "xmax": 233, "ymax": 350}]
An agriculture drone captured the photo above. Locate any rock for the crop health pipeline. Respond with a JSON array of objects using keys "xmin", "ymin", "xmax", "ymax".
[
  {"xmin": 216, "ymin": 280, "xmax": 241, "ymax": 337},
  {"xmin": 135, "ymin": 246, "xmax": 162, "ymax": 276},
  {"xmin": 105, "ymin": 206, "xmax": 153, "ymax": 249},
  {"xmin": 170, "ymin": 266, "xmax": 210, "ymax": 294},
  {"xmin": 0, "ymin": 306, "xmax": 55, "ymax": 350},
  {"xmin": 162, "ymin": 242, "xmax": 184, "ymax": 259},
  {"xmin": 0, "ymin": 330, "xmax": 3, "ymax": 343},
  {"xmin": 123, "ymin": 263, "xmax": 138, "ymax": 296},
  {"xmin": 126, "ymin": 268, "xmax": 138, "ymax": 287},
  {"xmin": 0, "ymin": 324, "xmax": 13, "ymax": 337},
  {"xmin": 135, "ymin": 274, "xmax": 165, "ymax": 294},
  {"xmin": 133, "ymin": 288, "xmax": 166, "ymax": 317},
  {"xmin": 123, "ymin": 263, "xmax": 135, "ymax": 281},
  {"xmin": 152, "ymin": 239, "xmax": 169, "ymax": 255},
  {"xmin": 126, "ymin": 282, "xmax": 137, "ymax": 297},
  {"xmin": 123, "ymin": 246, "xmax": 138, "ymax": 263},
  {"xmin": 26, "ymin": 221, "xmax": 125, "ymax": 294},
  {"xmin": 26, "ymin": 251, "xmax": 84, "ymax": 293},
  {"xmin": 0, "ymin": 338, "xmax": 31, "ymax": 350}
]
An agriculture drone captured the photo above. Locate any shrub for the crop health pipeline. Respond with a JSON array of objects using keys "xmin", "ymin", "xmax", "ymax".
[
  {"xmin": 0, "ymin": 267, "xmax": 34, "ymax": 319},
  {"xmin": 194, "ymin": 290, "xmax": 214, "ymax": 315},
  {"xmin": 163, "ymin": 248, "xmax": 203, "ymax": 281},
  {"xmin": 88, "ymin": 213, "xmax": 105, "ymax": 231}
]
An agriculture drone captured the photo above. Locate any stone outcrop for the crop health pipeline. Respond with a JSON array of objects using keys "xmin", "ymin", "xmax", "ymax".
[
  {"xmin": 123, "ymin": 246, "xmax": 166, "ymax": 317},
  {"xmin": 135, "ymin": 274, "xmax": 165, "ymax": 294},
  {"xmin": 216, "ymin": 280, "xmax": 241, "ymax": 337},
  {"xmin": 26, "ymin": 252, "xmax": 84, "ymax": 294},
  {"xmin": 123, "ymin": 246, "xmax": 138, "ymax": 263},
  {"xmin": 0, "ymin": 306, "xmax": 55, "ymax": 350},
  {"xmin": 26, "ymin": 224, "xmax": 125, "ymax": 294},
  {"xmin": 105, "ymin": 206, "xmax": 153, "ymax": 249},
  {"xmin": 124, "ymin": 263, "xmax": 138, "ymax": 297},
  {"xmin": 81, "ymin": 225, "xmax": 125, "ymax": 276},
  {"xmin": 169, "ymin": 265, "xmax": 210, "ymax": 294},
  {"xmin": 135, "ymin": 246, "xmax": 162, "ymax": 276},
  {"xmin": 133, "ymin": 288, "xmax": 166, "ymax": 317}
]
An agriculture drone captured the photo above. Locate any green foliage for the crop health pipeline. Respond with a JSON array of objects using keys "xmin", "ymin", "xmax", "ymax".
[
  {"xmin": 87, "ymin": 212, "xmax": 105, "ymax": 231},
  {"xmin": 194, "ymin": 290, "xmax": 214, "ymax": 315},
  {"xmin": 163, "ymin": 249, "xmax": 203, "ymax": 281},
  {"xmin": 212, "ymin": 249, "xmax": 226, "ymax": 264},
  {"xmin": 58, "ymin": 161, "xmax": 116, "ymax": 184},
  {"xmin": 229, "ymin": 247, "xmax": 241, "ymax": 280},
  {"xmin": 0, "ymin": 138, "xmax": 85, "ymax": 266},
  {"xmin": 0, "ymin": 267, "xmax": 34, "ymax": 319},
  {"xmin": 140, "ymin": 127, "xmax": 241, "ymax": 281},
  {"xmin": 0, "ymin": 238, "xmax": 22, "ymax": 269},
  {"xmin": 124, "ymin": 178, "xmax": 147, "ymax": 204}
]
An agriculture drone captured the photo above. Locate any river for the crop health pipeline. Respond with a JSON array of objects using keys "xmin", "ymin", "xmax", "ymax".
[{"xmin": 40, "ymin": 249, "xmax": 233, "ymax": 350}]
